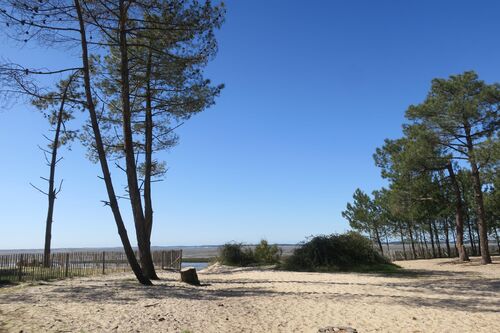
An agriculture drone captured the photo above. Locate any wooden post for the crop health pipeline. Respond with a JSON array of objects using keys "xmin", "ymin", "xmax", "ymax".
[
  {"xmin": 179, "ymin": 250, "xmax": 183, "ymax": 271},
  {"xmin": 102, "ymin": 251, "xmax": 105, "ymax": 274},
  {"xmin": 65, "ymin": 253, "xmax": 69, "ymax": 277},
  {"xmin": 18, "ymin": 254, "xmax": 23, "ymax": 281},
  {"xmin": 161, "ymin": 251, "xmax": 165, "ymax": 270}
]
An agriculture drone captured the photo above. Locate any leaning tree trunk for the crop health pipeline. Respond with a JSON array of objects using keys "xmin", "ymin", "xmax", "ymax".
[
  {"xmin": 43, "ymin": 78, "xmax": 72, "ymax": 267},
  {"xmin": 464, "ymin": 124, "xmax": 491, "ymax": 264},
  {"xmin": 74, "ymin": 0, "xmax": 151, "ymax": 285},
  {"xmin": 447, "ymin": 163, "xmax": 469, "ymax": 261},
  {"xmin": 118, "ymin": 1, "xmax": 158, "ymax": 278}
]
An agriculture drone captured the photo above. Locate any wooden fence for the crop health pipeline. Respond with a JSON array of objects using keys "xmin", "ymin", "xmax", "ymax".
[{"xmin": 0, "ymin": 250, "xmax": 182, "ymax": 283}]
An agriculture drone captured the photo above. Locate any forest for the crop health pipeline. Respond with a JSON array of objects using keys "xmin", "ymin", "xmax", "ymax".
[{"xmin": 343, "ymin": 71, "xmax": 499, "ymax": 264}]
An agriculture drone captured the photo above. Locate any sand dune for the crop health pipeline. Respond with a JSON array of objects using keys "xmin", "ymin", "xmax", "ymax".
[{"xmin": 1, "ymin": 257, "xmax": 499, "ymax": 332}]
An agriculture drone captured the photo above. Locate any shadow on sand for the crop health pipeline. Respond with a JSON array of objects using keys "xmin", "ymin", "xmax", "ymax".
[{"xmin": 1, "ymin": 266, "xmax": 498, "ymax": 314}]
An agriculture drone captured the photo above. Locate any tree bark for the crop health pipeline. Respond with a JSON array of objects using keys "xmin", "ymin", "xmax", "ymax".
[
  {"xmin": 118, "ymin": 0, "xmax": 158, "ymax": 278},
  {"xmin": 74, "ymin": 0, "xmax": 151, "ymax": 285},
  {"xmin": 464, "ymin": 122, "xmax": 491, "ymax": 264},
  {"xmin": 447, "ymin": 163, "xmax": 469, "ymax": 261}
]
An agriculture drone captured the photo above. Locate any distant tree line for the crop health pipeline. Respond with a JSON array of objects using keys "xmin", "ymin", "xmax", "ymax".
[{"xmin": 343, "ymin": 72, "xmax": 499, "ymax": 264}]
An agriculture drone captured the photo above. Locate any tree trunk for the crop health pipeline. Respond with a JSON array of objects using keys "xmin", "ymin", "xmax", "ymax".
[
  {"xmin": 373, "ymin": 227, "xmax": 384, "ymax": 254},
  {"xmin": 399, "ymin": 223, "xmax": 407, "ymax": 260},
  {"xmin": 43, "ymin": 79, "xmax": 72, "ymax": 267},
  {"xmin": 421, "ymin": 230, "xmax": 429, "ymax": 258},
  {"xmin": 140, "ymin": 48, "xmax": 159, "ymax": 280},
  {"xmin": 385, "ymin": 230, "xmax": 390, "ymax": 253},
  {"xmin": 447, "ymin": 163, "xmax": 469, "ymax": 261},
  {"xmin": 451, "ymin": 226, "xmax": 458, "ymax": 257},
  {"xmin": 407, "ymin": 223, "xmax": 417, "ymax": 259},
  {"xmin": 466, "ymin": 214, "xmax": 477, "ymax": 255},
  {"xmin": 464, "ymin": 123, "xmax": 491, "ymax": 264},
  {"xmin": 118, "ymin": 0, "xmax": 158, "ymax": 278},
  {"xmin": 74, "ymin": 0, "xmax": 151, "ymax": 285},
  {"xmin": 474, "ymin": 222, "xmax": 482, "ymax": 256},
  {"xmin": 433, "ymin": 220, "xmax": 442, "ymax": 258},
  {"xmin": 443, "ymin": 219, "xmax": 451, "ymax": 257},
  {"xmin": 494, "ymin": 228, "xmax": 500, "ymax": 254},
  {"xmin": 427, "ymin": 221, "xmax": 436, "ymax": 258}
]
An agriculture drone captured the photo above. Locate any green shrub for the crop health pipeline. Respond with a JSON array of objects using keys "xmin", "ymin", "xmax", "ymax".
[
  {"xmin": 219, "ymin": 240, "xmax": 282, "ymax": 266},
  {"xmin": 254, "ymin": 239, "xmax": 281, "ymax": 264},
  {"xmin": 218, "ymin": 242, "xmax": 255, "ymax": 266},
  {"xmin": 283, "ymin": 231, "xmax": 393, "ymax": 272}
]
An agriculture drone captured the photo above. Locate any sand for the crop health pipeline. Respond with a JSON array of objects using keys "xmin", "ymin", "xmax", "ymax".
[{"xmin": 1, "ymin": 256, "xmax": 499, "ymax": 333}]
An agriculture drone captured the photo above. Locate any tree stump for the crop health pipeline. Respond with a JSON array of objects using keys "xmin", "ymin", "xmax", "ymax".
[{"xmin": 180, "ymin": 267, "xmax": 200, "ymax": 285}]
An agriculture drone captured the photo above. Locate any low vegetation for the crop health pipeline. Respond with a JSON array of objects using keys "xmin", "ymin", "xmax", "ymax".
[
  {"xmin": 282, "ymin": 232, "xmax": 400, "ymax": 273},
  {"xmin": 218, "ymin": 240, "xmax": 282, "ymax": 266},
  {"xmin": 254, "ymin": 240, "xmax": 281, "ymax": 264}
]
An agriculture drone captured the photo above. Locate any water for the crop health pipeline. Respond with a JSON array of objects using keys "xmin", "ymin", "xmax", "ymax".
[{"xmin": 181, "ymin": 262, "xmax": 209, "ymax": 270}]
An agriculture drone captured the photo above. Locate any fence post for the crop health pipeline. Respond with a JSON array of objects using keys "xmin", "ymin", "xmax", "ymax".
[
  {"xmin": 179, "ymin": 250, "xmax": 183, "ymax": 270},
  {"xmin": 18, "ymin": 254, "xmax": 23, "ymax": 281},
  {"xmin": 102, "ymin": 251, "xmax": 105, "ymax": 275},
  {"xmin": 65, "ymin": 253, "xmax": 69, "ymax": 277},
  {"xmin": 161, "ymin": 251, "xmax": 165, "ymax": 270}
]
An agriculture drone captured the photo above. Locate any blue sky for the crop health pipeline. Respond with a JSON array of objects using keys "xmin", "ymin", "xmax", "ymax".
[{"xmin": 1, "ymin": 0, "xmax": 500, "ymax": 249}]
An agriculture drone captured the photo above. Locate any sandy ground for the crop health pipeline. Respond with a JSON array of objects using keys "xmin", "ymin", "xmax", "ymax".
[{"xmin": 0, "ymin": 257, "xmax": 499, "ymax": 333}]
